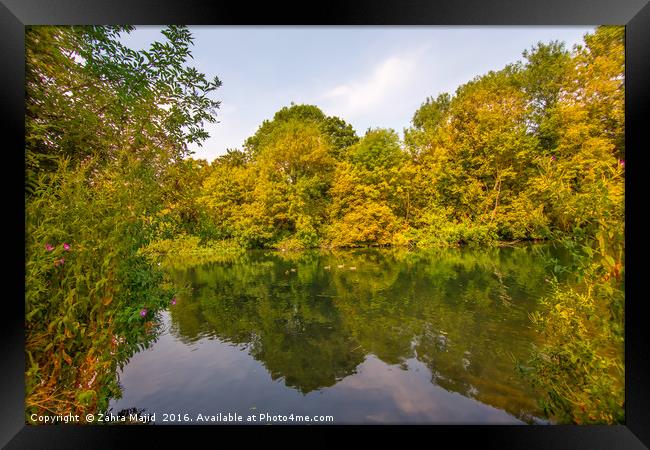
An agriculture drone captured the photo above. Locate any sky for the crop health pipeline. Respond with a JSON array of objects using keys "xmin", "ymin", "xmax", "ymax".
[{"xmin": 121, "ymin": 26, "xmax": 595, "ymax": 162}]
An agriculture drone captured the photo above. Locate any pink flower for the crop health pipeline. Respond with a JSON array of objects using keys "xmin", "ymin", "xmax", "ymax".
[
  {"xmin": 45, "ymin": 243, "xmax": 54, "ymax": 252},
  {"xmin": 54, "ymin": 258, "xmax": 65, "ymax": 267},
  {"xmin": 550, "ymin": 156, "xmax": 556, "ymax": 161},
  {"xmin": 619, "ymin": 159, "xmax": 625, "ymax": 168},
  {"xmin": 171, "ymin": 298, "xmax": 177, "ymax": 306},
  {"xmin": 63, "ymin": 243, "xmax": 71, "ymax": 251},
  {"xmin": 140, "ymin": 308, "xmax": 148, "ymax": 317}
]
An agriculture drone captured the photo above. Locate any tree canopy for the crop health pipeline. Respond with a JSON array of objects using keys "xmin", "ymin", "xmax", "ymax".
[{"xmin": 25, "ymin": 25, "xmax": 624, "ymax": 425}]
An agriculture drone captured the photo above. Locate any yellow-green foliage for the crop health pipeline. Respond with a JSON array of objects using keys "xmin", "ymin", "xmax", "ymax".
[
  {"xmin": 523, "ymin": 225, "xmax": 624, "ymax": 423},
  {"xmin": 327, "ymin": 202, "xmax": 403, "ymax": 248},
  {"xmin": 517, "ymin": 26, "xmax": 625, "ymax": 424},
  {"xmin": 25, "ymin": 25, "xmax": 222, "ymax": 421},
  {"xmin": 164, "ymin": 25, "xmax": 626, "ymax": 424},
  {"xmin": 26, "ymin": 155, "xmax": 175, "ymax": 420},
  {"xmin": 139, "ymin": 234, "xmax": 244, "ymax": 269},
  {"xmin": 190, "ymin": 28, "xmax": 623, "ymax": 252},
  {"xmin": 26, "ymin": 24, "xmax": 625, "ymax": 425}
]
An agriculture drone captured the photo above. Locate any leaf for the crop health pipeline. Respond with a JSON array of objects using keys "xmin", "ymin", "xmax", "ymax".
[{"xmin": 62, "ymin": 349, "xmax": 73, "ymax": 365}]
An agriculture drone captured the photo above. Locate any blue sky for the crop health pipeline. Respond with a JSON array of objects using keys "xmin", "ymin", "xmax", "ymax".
[{"xmin": 122, "ymin": 26, "xmax": 595, "ymax": 162}]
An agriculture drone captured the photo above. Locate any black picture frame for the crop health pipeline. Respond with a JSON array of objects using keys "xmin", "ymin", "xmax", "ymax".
[{"xmin": 2, "ymin": 0, "xmax": 648, "ymax": 448}]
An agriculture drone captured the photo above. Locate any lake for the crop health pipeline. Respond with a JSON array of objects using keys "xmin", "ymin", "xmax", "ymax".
[{"xmin": 108, "ymin": 245, "xmax": 567, "ymax": 424}]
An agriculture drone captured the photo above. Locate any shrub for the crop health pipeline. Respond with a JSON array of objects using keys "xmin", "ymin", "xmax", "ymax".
[
  {"xmin": 25, "ymin": 157, "xmax": 176, "ymax": 421},
  {"xmin": 520, "ymin": 225, "xmax": 624, "ymax": 424}
]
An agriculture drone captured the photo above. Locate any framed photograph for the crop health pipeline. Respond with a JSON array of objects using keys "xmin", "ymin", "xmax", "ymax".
[{"xmin": 2, "ymin": 0, "xmax": 648, "ymax": 447}]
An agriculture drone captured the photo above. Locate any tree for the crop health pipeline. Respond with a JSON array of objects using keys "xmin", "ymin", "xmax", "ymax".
[
  {"xmin": 522, "ymin": 26, "xmax": 625, "ymax": 424},
  {"xmin": 25, "ymin": 26, "xmax": 222, "ymax": 192},
  {"xmin": 520, "ymin": 40, "xmax": 572, "ymax": 152},
  {"xmin": 25, "ymin": 25, "xmax": 221, "ymax": 419},
  {"xmin": 433, "ymin": 67, "xmax": 542, "ymax": 238},
  {"xmin": 529, "ymin": 26, "xmax": 625, "ymax": 235},
  {"xmin": 326, "ymin": 129, "xmax": 408, "ymax": 247},
  {"xmin": 244, "ymin": 104, "xmax": 357, "ymax": 159}
]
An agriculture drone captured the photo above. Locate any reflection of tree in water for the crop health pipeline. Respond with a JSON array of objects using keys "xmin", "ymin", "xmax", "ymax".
[
  {"xmin": 167, "ymin": 252, "xmax": 365, "ymax": 393},
  {"xmin": 167, "ymin": 245, "xmax": 565, "ymax": 419}
]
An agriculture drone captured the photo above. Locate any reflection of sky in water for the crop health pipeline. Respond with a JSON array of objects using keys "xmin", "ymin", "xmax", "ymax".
[
  {"xmin": 110, "ymin": 312, "xmax": 522, "ymax": 424},
  {"xmin": 110, "ymin": 246, "xmax": 564, "ymax": 424}
]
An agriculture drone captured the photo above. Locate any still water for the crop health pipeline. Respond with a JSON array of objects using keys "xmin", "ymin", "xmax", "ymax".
[{"xmin": 109, "ymin": 245, "xmax": 566, "ymax": 424}]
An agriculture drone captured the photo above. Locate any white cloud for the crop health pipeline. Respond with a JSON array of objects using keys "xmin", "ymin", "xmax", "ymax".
[
  {"xmin": 324, "ymin": 85, "xmax": 351, "ymax": 98},
  {"xmin": 321, "ymin": 54, "xmax": 419, "ymax": 118}
]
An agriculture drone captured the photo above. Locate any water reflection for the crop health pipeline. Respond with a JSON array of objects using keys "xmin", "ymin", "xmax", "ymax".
[{"xmin": 110, "ymin": 245, "xmax": 564, "ymax": 424}]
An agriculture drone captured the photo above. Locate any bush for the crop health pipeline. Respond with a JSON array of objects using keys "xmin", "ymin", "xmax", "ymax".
[
  {"xmin": 520, "ymin": 226, "xmax": 624, "ymax": 424},
  {"xmin": 139, "ymin": 234, "xmax": 244, "ymax": 268},
  {"xmin": 25, "ymin": 157, "xmax": 175, "ymax": 421},
  {"xmin": 412, "ymin": 207, "xmax": 499, "ymax": 248},
  {"xmin": 326, "ymin": 202, "xmax": 403, "ymax": 248}
]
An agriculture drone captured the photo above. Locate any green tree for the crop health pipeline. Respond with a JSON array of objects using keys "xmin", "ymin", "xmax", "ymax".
[
  {"xmin": 520, "ymin": 41, "xmax": 572, "ymax": 152},
  {"xmin": 434, "ymin": 67, "xmax": 543, "ymax": 239},
  {"xmin": 243, "ymin": 103, "xmax": 357, "ymax": 159},
  {"xmin": 521, "ymin": 26, "xmax": 625, "ymax": 424},
  {"xmin": 25, "ymin": 26, "xmax": 221, "ymax": 192},
  {"xmin": 25, "ymin": 25, "xmax": 221, "ymax": 420},
  {"xmin": 326, "ymin": 129, "xmax": 408, "ymax": 247}
]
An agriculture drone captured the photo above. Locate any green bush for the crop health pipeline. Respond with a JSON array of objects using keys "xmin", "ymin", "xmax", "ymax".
[
  {"xmin": 520, "ymin": 225, "xmax": 624, "ymax": 424},
  {"xmin": 139, "ymin": 234, "xmax": 244, "ymax": 269},
  {"xmin": 25, "ymin": 156, "xmax": 175, "ymax": 420},
  {"xmin": 412, "ymin": 208, "xmax": 499, "ymax": 248}
]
